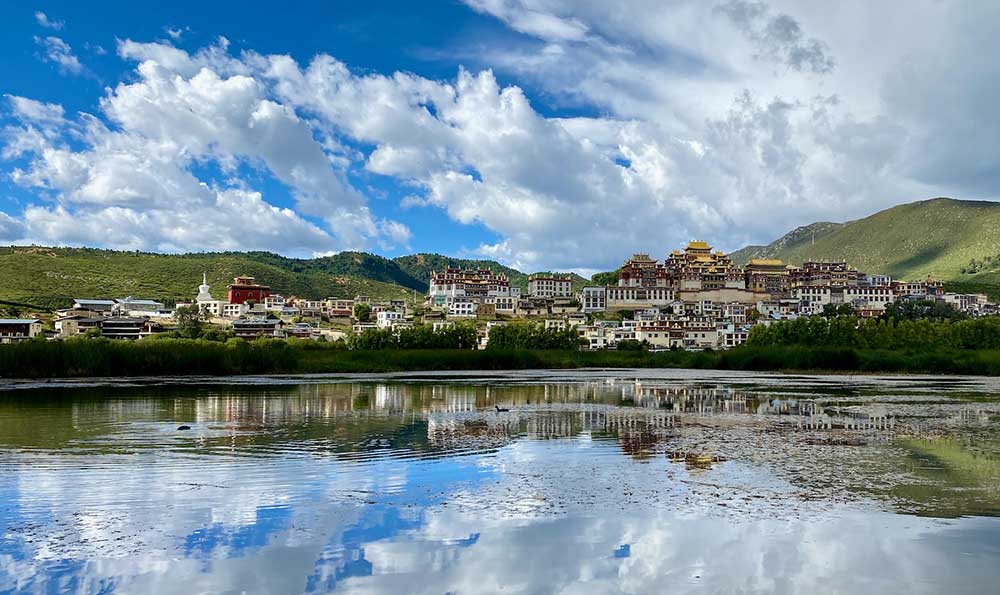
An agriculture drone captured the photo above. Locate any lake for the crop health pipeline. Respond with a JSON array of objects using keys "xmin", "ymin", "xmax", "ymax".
[{"xmin": 1, "ymin": 369, "xmax": 999, "ymax": 594}]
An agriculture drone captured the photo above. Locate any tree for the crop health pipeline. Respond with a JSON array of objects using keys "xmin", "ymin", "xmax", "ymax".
[
  {"xmin": 882, "ymin": 299, "xmax": 965, "ymax": 322},
  {"xmin": 616, "ymin": 339, "xmax": 649, "ymax": 351},
  {"xmin": 174, "ymin": 304, "xmax": 204, "ymax": 339},
  {"xmin": 486, "ymin": 321, "xmax": 581, "ymax": 350},
  {"xmin": 591, "ymin": 269, "xmax": 620, "ymax": 286},
  {"xmin": 353, "ymin": 303, "xmax": 372, "ymax": 323},
  {"xmin": 821, "ymin": 303, "xmax": 855, "ymax": 318}
]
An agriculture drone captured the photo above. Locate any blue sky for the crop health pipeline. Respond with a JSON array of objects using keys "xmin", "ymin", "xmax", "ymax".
[{"xmin": 1, "ymin": 1, "xmax": 997, "ymax": 272}]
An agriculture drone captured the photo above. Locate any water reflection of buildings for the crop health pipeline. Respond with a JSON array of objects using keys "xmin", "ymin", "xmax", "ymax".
[{"xmin": 425, "ymin": 407, "xmax": 685, "ymax": 460}]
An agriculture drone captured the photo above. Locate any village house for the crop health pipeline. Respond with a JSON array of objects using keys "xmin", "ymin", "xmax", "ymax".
[
  {"xmin": 113, "ymin": 297, "xmax": 171, "ymax": 318},
  {"xmin": 100, "ymin": 317, "xmax": 161, "ymax": 340},
  {"xmin": 325, "ymin": 298, "xmax": 355, "ymax": 319},
  {"xmin": 54, "ymin": 314, "xmax": 102, "ymax": 337},
  {"xmin": 376, "ymin": 310, "xmax": 404, "ymax": 328},
  {"xmin": 0, "ymin": 319, "xmax": 43, "ymax": 343},
  {"xmin": 232, "ymin": 317, "xmax": 286, "ymax": 339}
]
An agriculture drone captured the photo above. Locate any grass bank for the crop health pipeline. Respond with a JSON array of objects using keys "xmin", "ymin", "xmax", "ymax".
[
  {"xmin": 0, "ymin": 338, "xmax": 299, "ymax": 378},
  {"xmin": 297, "ymin": 346, "xmax": 1000, "ymax": 375},
  {"xmin": 5, "ymin": 339, "xmax": 1000, "ymax": 378}
]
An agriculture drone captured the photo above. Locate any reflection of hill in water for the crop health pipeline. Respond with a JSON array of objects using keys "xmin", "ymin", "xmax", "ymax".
[{"xmin": 2, "ymin": 377, "xmax": 999, "ymax": 517}]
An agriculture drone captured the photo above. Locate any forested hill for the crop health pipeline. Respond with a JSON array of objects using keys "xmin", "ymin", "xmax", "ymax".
[{"xmin": 0, "ymin": 247, "xmax": 584, "ymax": 310}]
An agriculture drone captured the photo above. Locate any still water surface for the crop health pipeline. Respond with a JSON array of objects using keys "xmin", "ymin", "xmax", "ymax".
[{"xmin": 1, "ymin": 369, "xmax": 999, "ymax": 594}]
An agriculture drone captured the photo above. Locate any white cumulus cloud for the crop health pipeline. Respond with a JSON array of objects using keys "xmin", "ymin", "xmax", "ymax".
[
  {"xmin": 4, "ymin": 2, "xmax": 1000, "ymax": 271},
  {"xmin": 34, "ymin": 11, "xmax": 64, "ymax": 30},
  {"xmin": 33, "ymin": 36, "xmax": 84, "ymax": 75}
]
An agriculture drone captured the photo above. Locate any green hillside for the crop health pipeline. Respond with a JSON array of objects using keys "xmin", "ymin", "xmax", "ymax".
[
  {"xmin": 728, "ymin": 222, "xmax": 844, "ymax": 264},
  {"xmin": 730, "ymin": 198, "xmax": 1000, "ymax": 283},
  {"xmin": 0, "ymin": 247, "xmax": 417, "ymax": 310},
  {"xmin": 0, "ymin": 247, "xmax": 589, "ymax": 311}
]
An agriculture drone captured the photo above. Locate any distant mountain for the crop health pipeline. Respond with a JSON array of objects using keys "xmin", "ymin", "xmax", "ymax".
[{"xmin": 729, "ymin": 198, "xmax": 1000, "ymax": 286}]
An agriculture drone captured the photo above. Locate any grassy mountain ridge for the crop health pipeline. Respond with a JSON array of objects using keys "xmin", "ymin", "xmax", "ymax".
[
  {"xmin": 730, "ymin": 198, "xmax": 1000, "ymax": 284},
  {"xmin": 0, "ymin": 247, "xmax": 417, "ymax": 310},
  {"xmin": 7, "ymin": 197, "xmax": 996, "ymax": 311},
  {"xmin": 729, "ymin": 221, "xmax": 844, "ymax": 263},
  {"xmin": 0, "ymin": 247, "xmax": 588, "ymax": 311}
]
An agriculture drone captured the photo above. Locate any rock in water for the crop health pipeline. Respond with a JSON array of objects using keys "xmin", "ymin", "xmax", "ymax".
[{"xmin": 177, "ymin": 425, "xmax": 192, "ymax": 431}]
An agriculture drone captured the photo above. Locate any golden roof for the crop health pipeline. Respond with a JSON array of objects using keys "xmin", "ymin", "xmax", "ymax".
[
  {"xmin": 748, "ymin": 258, "xmax": 786, "ymax": 266},
  {"xmin": 686, "ymin": 240, "xmax": 711, "ymax": 250}
]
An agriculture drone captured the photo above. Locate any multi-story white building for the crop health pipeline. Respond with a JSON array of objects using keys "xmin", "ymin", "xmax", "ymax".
[
  {"xmin": 792, "ymin": 286, "xmax": 832, "ymax": 307},
  {"xmin": 580, "ymin": 286, "xmax": 607, "ymax": 313},
  {"xmin": 485, "ymin": 295, "xmax": 517, "ymax": 314},
  {"xmin": 528, "ymin": 274, "xmax": 573, "ymax": 298},
  {"xmin": 221, "ymin": 303, "xmax": 247, "ymax": 318},
  {"xmin": 447, "ymin": 300, "xmax": 478, "ymax": 318},
  {"xmin": 719, "ymin": 325, "xmax": 751, "ymax": 348},
  {"xmin": 843, "ymin": 287, "xmax": 895, "ymax": 310},
  {"xmin": 264, "ymin": 295, "xmax": 286, "ymax": 310},
  {"xmin": 429, "ymin": 268, "xmax": 513, "ymax": 305},
  {"xmin": 605, "ymin": 287, "xmax": 675, "ymax": 310},
  {"xmin": 376, "ymin": 310, "xmax": 404, "ymax": 328},
  {"xmin": 942, "ymin": 293, "xmax": 989, "ymax": 314},
  {"xmin": 721, "ymin": 303, "xmax": 748, "ymax": 324}
]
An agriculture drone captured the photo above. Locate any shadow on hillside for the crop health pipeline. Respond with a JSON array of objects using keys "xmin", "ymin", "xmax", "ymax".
[{"xmin": 889, "ymin": 244, "xmax": 946, "ymax": 277}]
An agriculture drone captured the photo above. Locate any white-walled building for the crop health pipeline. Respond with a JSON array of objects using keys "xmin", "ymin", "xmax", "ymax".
[
  {"xmin": 113, "ymin": 298, "xmax": 171, "ymax": 318},
  {"xmin": 376, "ymin": 310, "xmax": 404, "ymax": 328},
  {"xmin": 580, "ymin": 286, "xmax": 607, "ymax": 313},
  {"xmin": 528, "ymin": 274, "xmax": 573, "ymax": 298},
  {"xmin": 844, "ymin": 287, "xmax": 895, "ymax": 310},
  {"xmin": 447, "ymin": 300, "xmax": 478, "ymax": 319}
]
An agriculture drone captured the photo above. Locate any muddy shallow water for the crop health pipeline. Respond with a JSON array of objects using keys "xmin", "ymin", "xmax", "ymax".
[{"xmin": 1, "ymin": 369, "xmax": 999, "ymax": 594}]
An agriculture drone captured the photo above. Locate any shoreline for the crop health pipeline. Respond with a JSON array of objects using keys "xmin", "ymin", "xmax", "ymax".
[
  {"xmin": 3, "ymin": 366, "xmax": 997, "ymax": 392},
  {"xmin": 3, "ymin": 338, "xmax": 1000, "ymax": 379}
]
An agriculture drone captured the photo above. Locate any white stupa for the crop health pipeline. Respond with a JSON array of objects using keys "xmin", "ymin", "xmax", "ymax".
[{"xmin": 196, "ymin": 273, "xmax": 214, "ymax": 303}]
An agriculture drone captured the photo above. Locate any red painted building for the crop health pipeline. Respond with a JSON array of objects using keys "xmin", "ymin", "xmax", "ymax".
[{"xmin": 227, "ymin": 276, "xmax": 271, "ymax": 305}]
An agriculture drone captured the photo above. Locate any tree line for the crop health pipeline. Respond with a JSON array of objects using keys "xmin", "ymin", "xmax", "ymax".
[
  {"xmin": 748, "ymin": 315, "xmax": 1000, "ymax": 350},
  {"xmin": 346, "ymin": 322, "xmax": 479, "ymax": 350}
]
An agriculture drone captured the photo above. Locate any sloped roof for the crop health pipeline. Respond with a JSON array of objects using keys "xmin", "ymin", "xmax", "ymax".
[{"xmin": 73, "ymin": 299, "xmax": 115, "ymax": 306}]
